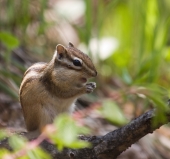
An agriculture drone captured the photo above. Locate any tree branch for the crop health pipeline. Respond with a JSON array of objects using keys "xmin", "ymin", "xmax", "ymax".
[
  {"xmin": 1, "ymin": 109, "xmax": 170, "ymax": 159},
  {"xmin": 39, "ymin": 109, "xmax": 170, "ymax": 159}
]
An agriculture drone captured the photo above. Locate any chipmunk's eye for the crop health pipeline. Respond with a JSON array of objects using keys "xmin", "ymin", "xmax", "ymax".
[{"xmin": 73, "ymin": 58, "xmax": 82, "ymax": 66}]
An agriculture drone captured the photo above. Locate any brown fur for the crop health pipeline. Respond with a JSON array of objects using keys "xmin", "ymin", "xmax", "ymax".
[{"xmin": 19, "ymin": 43, "xmax": 97, "ymax": 133}]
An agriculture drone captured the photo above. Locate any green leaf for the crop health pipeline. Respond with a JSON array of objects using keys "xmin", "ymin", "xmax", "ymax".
[
  {"xmin": 8, "ymin": 135, "xmax": 27, "ymax": 151},
  {"xmin": 0, "ymin": 130, "xmax": 7, "ymax": 140},
  {"xmin": 146, "ymin": 91, "xmax": 168, "ymax": 126},
  {"xmin": 68, "ymin": 140, "xmax": 91, "ymax": 149},
  {"xmin": 50, "ymin": 114, "xmax": 90, "ymax": 150},
  {"xmin": 27, "ymin": 147, "xmax": 51, "ymax": 159},
  {"xmin": 122, "ymin": 68, "xmax": 132, "ymax": 84},
  {"xmin": 0, "ymin": 31, "xmax": 19, "ymax": 50},
  {"xmin": 136, "ymin": 85, "xmax": 169, "ymax": 126},
  {"xmin": 100, "ymin": 100, "xmax": 127, "ymax": 125}
]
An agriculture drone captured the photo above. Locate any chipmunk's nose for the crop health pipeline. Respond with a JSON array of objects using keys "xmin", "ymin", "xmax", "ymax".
[
  {"xmin": 92, "ymin": 70, "xmax": 97, "ymax": 77},
  {"xmin": 94, "ymin": 71, "xmax": 97, "ymax": 77}
]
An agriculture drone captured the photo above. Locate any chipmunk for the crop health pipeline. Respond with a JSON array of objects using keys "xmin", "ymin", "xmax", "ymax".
[{"xmin": 19, "ymin": 42, "xmax": 97, "ymax": 135}]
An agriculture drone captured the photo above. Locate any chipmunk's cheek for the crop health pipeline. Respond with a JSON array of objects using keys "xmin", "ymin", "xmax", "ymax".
[
  {"xmin": 80, "ymin": 77, "xmax": 87, "ymax": 83},
  {"xmin": 75, "ymin": 78, "xmax": 87, "ymax": 88}
]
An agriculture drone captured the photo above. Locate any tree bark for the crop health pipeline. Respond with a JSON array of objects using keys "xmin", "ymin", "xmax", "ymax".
[{"xmin": 39, "ymin": 109, "xmax": 170, "ymax": 159}]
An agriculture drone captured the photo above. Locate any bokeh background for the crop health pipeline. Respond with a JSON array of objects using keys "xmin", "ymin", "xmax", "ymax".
[{"xmin": 1, "ymin": 0, "xmax": 170, "ymax": 158}]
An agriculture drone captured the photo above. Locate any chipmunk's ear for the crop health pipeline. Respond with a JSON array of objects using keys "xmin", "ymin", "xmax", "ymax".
[
  {"xmin": 56, "ymin": 44, "xmax": 67, "ymax": 60},
  {"xmin": 68, "ymin": 42, "xmax": 74, "ymax": 47}
]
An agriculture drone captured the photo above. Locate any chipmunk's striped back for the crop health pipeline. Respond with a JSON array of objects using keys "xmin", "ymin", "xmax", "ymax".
[{"xmin": 19, "ymin": 62, "xmax": 46, "ymax": 96}]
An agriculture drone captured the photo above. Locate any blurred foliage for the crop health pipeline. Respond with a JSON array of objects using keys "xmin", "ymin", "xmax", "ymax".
[
  {"xmin": 0, "ymin": 132, "xmax": 51, "ymax": 159},
  {"xmin": 46, "ymin": 114, "xmax": 90, "ymax": 151},
  {"xmin": 0, "ymin": 0, "xmax": 170, "ymax": 128},
  {"xmin": 99, "ymin": 99, "xmax": 127, "ymax": 125},
  {"xmin": 0, "ymin": 114, "xmax": 90, "ymax": 158}
]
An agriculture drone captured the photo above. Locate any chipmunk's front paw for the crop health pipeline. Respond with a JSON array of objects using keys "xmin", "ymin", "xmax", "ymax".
[{"xmin": 86, "ymin": 82, "xmax": 96, "ymax": 93}]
